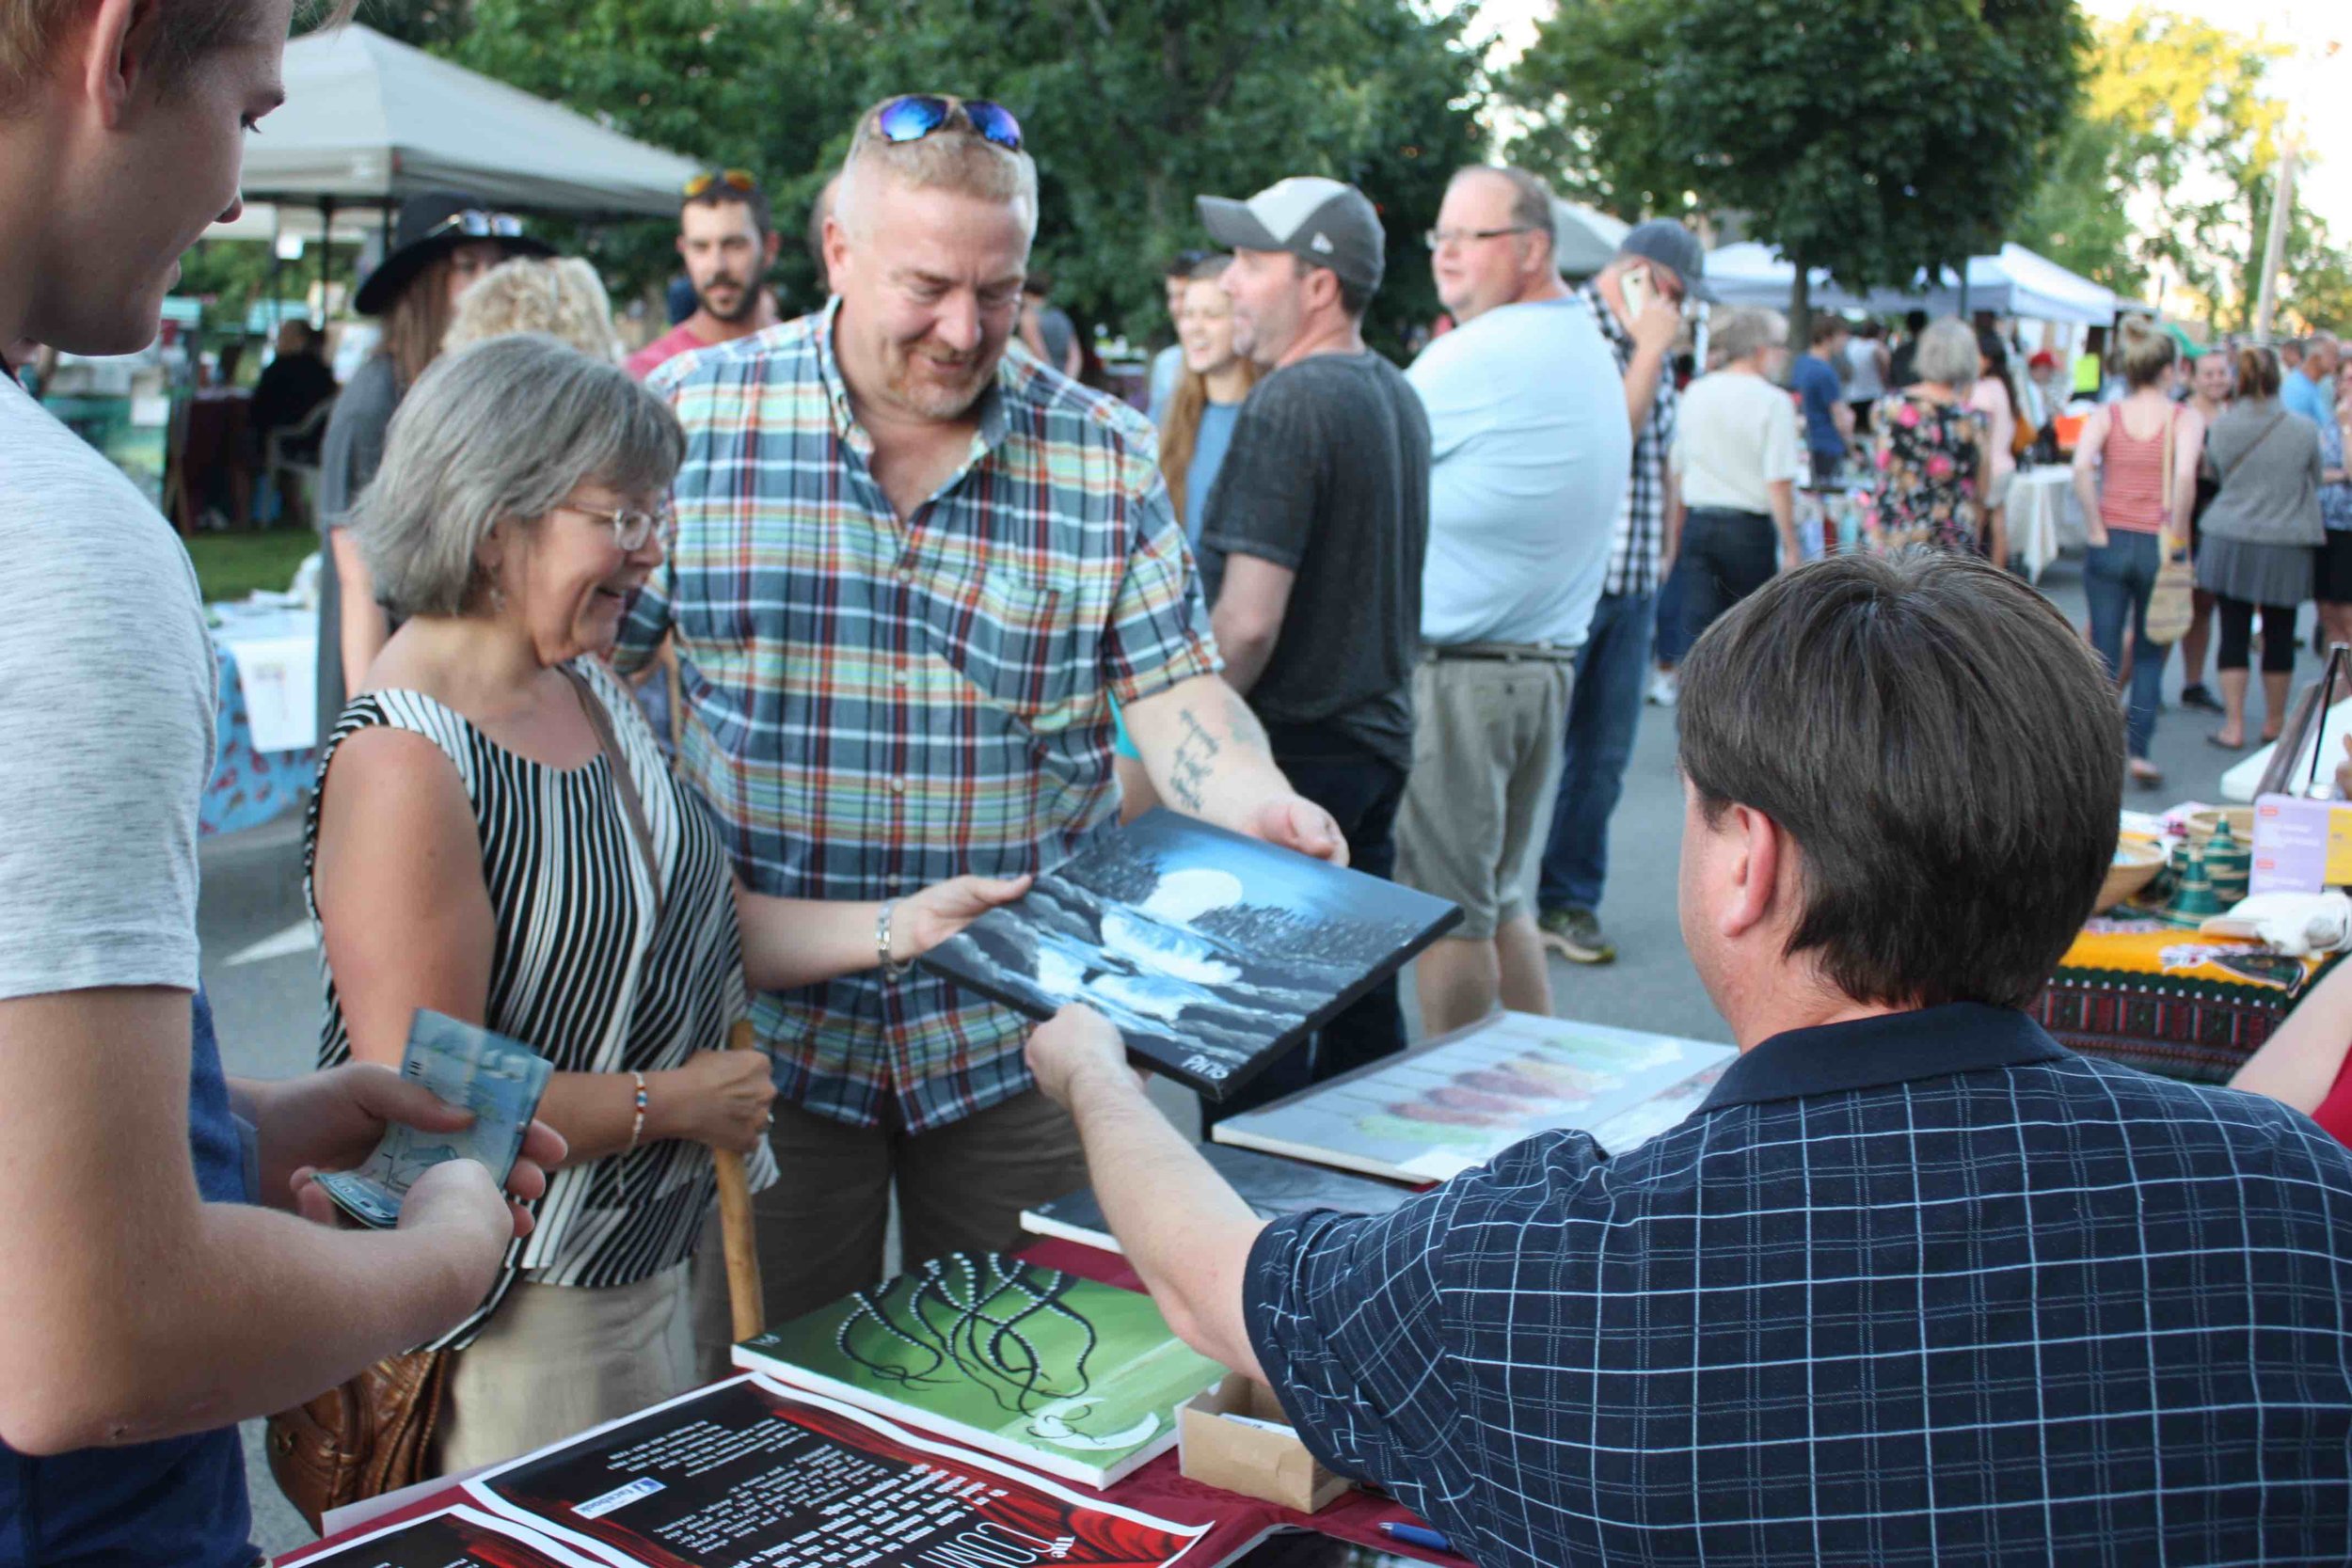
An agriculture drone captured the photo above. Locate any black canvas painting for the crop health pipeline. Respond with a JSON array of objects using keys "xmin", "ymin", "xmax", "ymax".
[
  {"xmin": 919, "ymin": 810, "xmax": 1463, "ymax": 1098},
  {"xmin": 1022, "ymin": 1142, "xmax": 1418, "ymax": 1253}
]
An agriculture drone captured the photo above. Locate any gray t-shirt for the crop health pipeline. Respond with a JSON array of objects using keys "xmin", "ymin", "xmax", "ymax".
[
  {"xmin": 0, "ymin": 382, "xmax": 212, "ymax": 999},
  {"xmin": 314, "ymin": 353, "xmax": 401, "ymax": 739},
  {"xmin": 1198, "ymin": 350, "xmax": 1430, "ymax": 770}
]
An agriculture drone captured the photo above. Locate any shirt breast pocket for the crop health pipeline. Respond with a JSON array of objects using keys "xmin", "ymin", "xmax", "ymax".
[{"xmin": 930, "ymin": 563, "xmax": 1082, "ymax": 732}]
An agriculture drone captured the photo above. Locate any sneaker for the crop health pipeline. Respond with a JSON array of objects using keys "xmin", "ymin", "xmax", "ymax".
[
  {"xmin": 2179, "ymin": 684, "xmax": 2225, "ymax": 715},
  {"xmin": 1645, "ymin": 670, "xmax": 1678, "ymax": 707},
  {"xmin": 1538, "ymin": 906, "xmax": 1617, "ymax": 965}
]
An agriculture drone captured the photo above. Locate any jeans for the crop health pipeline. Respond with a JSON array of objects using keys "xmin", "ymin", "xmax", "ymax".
[
  {"xmin": 1537, "ymin": 590, "xmax": 1655, "ymax": 914},
  {"xmin": 1205, "ymin": 729, "xmax": 1407, "ymax": 1124},
  {"xmin": 1678, "ymin": 507, "xmax": 1779, "ymax": 651},
  {"xmin": 2084, "ymin": 530, "xmax": 2166, "ymax": 759},
  {"xmin": 1654, "ymin": 562, "xmax": 1692, "ymax": 666}
]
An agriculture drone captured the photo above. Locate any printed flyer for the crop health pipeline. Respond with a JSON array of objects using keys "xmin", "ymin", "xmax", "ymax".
[
  {"xmin": 464, "ymin": 1373, "xmax": 1213, "ymax": 1568},
  {"xmin": 286, "ymin": 1503, "xmax": 605, "ymax": 1567}
]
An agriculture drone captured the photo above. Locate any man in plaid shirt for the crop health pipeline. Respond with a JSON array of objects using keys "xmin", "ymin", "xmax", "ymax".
[
  {"xmin": 1032, "ymin": 552, "xmax": 2352, "ymax": 1564},
  {"xmin": 614, "ymin": 97, "xmax": 1343, "ymax": 1323}
]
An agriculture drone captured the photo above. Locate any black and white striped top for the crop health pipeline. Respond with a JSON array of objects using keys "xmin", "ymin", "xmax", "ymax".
[{"xmin": 305, "ymin": 657, "xmax": 773, "ymax": 1350}]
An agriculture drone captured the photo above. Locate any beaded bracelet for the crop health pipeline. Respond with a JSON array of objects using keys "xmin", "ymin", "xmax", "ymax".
[{"xmin": 628, "ymin": 1069, "xmax": 648, "ymax": 1151}]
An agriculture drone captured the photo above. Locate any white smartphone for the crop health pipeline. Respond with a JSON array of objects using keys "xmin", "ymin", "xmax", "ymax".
[{"xmin": 1619, "ymin": 261, "xmax": 1653, "ymax": 322}]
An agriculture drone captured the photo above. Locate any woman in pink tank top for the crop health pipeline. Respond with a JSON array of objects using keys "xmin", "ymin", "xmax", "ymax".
[{"xmin": 2073, "ymin": 318, "xmax": 2206, "ymax": 786}]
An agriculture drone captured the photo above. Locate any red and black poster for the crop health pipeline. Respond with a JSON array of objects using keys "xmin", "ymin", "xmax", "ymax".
[
  {"xmin": 463, "ymin": 1373, "xmax": 1213, "ymax": 1568},
  {"xmin": 291, "ymin": 1504, "xmax": 607, "ymax": 1567}
]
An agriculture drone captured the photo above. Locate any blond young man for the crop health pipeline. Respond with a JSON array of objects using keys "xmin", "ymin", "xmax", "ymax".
[{"xmin": 0, "ymin": 2, "xmax": 555, "ymax": 1558}]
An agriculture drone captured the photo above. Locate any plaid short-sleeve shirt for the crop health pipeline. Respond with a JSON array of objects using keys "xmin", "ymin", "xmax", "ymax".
[
  {"xmin": 1574, "ymin": 279, "xmax": 1678, "ymax": 598},
  {"xmin": 617, "ymin": 303, "xmax": 1218, "ymax": 1132},
  {"xmin": 1248, "ymin": 1004, "xmax": 2352, "ymax": 1565}
]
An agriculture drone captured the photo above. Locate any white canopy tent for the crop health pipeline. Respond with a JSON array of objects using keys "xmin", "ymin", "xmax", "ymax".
[
  {"xmin": 230, "ymin": 24, "xmax": 699, "ymax": 217},
  {"xmin": 1700, "ymin": 239, "xmax": 2119, "ymax": 326},
  {"xmin": 1552, "ymin": 199, "xmax": 1629, "ymax": 277}
]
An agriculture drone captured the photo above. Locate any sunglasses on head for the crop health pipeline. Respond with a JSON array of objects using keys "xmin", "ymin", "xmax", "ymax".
[
  {"xmin": 873, "ymin": 94, "xmax": 1023, "ymax": 153},
  {"xmin": 683, "ymin": 167, "xmax": 760, "ymax": 199},
  {"xmin": 425, "ymin": 209, "xmax": 525, "ymax": 242}
]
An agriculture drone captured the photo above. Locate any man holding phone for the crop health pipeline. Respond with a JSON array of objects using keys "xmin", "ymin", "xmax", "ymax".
[{"xmin": 1535, "ymin": 220, "xmax": 1710, "ymax": 969}]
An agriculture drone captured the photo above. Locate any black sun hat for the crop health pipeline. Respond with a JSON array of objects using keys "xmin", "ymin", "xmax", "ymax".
[{"xmin": 352, "ymin": 192, "xmax": 554, "ymax": 317}]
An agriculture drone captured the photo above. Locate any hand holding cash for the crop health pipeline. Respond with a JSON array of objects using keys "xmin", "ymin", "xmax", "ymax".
[{"xmin": 297, "ymin": 1012, "xmax": 560, "ymax": 1234}]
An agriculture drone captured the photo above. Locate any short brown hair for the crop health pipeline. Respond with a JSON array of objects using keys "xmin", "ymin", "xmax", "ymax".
[
  {"xmin": 1677, "ymin": 551, "xmax": 2120, "ymax": 1011},
  {"xmin": 2, "ymin": 0, "xmax": 358, "ymax": 114},
  {"xmin": 1810, "ymin": 314, "xmax": 1850, "ymax": 348}
]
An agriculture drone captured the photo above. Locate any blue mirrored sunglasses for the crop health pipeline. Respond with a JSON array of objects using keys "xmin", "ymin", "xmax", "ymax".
[{"xmin": 874, "ymin": 94, "xmax": 1023, "ymax": 153}]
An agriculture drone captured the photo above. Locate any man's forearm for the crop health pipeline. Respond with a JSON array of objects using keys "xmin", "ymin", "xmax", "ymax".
[
  {"xmin": 1623, "ymin": 347, "xmax": 1667, "ymax": 435},
  {"xmin": 1214, "ymin": 627, "xmax": 1275, "ymax": 696},
  {"xmin": 1126, "ymin": 674, "xmax": 1293, "ymax": 832},
  {"xmin": 9, "ymin": 1201, "xmax": 492, "ymax": 1455},
  {"xmin": 1060, "ymin": 1061, "xmax": 1265, "ymax": 1378},
  {"xmin": 1768, "ymin": 480, "xmax": 1797, "ymax": 552}
]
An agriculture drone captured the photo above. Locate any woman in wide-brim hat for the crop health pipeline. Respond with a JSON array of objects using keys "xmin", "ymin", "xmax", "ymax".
[{"xmin": 315, "ymin": 192, "xmax": 552, "ymax": 743}]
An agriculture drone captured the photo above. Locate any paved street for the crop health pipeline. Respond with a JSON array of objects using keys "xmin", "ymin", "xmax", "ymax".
[{"xmin": 210, "ymin": 558, "xmax": 2312, "ymax": 1555}]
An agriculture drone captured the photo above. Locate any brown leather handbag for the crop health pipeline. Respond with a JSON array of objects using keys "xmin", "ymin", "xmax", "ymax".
[{"xmin": 264, "ymin": 1346, "xmax": 449, "ymax": 1530}]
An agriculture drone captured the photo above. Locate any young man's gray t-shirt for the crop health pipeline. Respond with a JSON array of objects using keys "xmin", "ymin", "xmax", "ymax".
[
  {"xmin": 0, "ymin": 386, "xmax": 212, "ymax": 999},
  {"xmin": 1197, "ymin": 351, "xmax": 1430, "ymax": 771}
]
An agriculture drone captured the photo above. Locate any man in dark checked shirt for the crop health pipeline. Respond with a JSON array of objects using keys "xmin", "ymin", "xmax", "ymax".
[{"xmin": 1028, "ymin": 550, "xmax": 2352, "ymax": 1565}]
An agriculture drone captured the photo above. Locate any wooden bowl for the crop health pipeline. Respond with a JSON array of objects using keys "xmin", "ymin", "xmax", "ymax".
[
  {"xmin": 2185, "ymin": 807, "xmax": 2255, "ymax": 844},
  {"xmin": 2100, "ymin": 838, "xmax": 2168, "ymax": 909}
]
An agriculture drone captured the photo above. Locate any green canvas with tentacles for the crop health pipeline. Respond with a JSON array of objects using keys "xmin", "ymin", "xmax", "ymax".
[{"xmin": 734, "ymin": 1253, "xmax": 1224, "ymax": 1488}]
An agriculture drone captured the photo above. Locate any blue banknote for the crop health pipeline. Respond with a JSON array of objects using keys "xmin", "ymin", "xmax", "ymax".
[{"xmin": 315, "ymin": 1010, "xmax": 554, "ymax": 1230}]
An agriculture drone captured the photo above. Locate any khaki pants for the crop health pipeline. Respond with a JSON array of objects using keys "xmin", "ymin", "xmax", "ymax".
[
  {"xmin": 690, "ymin": 1087, "xmax": 1087, "ymax": 1368},
  {"xmin": 1394, "ymin": 654, "xmax": 1574, "ymax": 940},
  {"xmin": 435, "ymin": 1264, "xmax": 695, "ymax": 1477}
]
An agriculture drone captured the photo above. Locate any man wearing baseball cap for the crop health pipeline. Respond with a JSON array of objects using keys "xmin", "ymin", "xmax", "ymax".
[{"xmin": 1192, "ymin": 175, "xmax": 1431, "ymax": 1113}]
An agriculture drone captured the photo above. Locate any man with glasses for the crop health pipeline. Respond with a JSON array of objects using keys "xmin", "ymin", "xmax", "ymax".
[
  {"xmin": 1190, "ymin": 175, "xmax": 1430, "ymax": 1111},
  {"xmin": 1395, "ymin": 166, "xmax": 1629, "ymax": 1037},
  {"xmin": 628, "ymin": 168, "xmax": 783, "ymax": 382},
  {"xmin": 618, "ymin": 98, "xmax": 1343, "ymax": 1324},
  {"xmin": 1534, "ymin": 219, "xmax": 1708, "ymax": 968}
]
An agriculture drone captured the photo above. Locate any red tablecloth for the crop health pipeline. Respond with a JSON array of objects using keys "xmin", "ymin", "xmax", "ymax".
[{"xmin": 278, "ymin": 1240, "xmax": 1468, "ymax": 1568}]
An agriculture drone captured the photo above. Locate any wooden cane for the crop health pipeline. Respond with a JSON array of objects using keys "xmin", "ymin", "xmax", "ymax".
[{"xmin": 715, "ymin": 1018, "xmax": 767, "ymax": 1341}]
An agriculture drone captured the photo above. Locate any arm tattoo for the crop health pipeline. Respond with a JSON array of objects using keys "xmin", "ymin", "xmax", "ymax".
[
  {"xmin": 1169, "ymin": 707, "xmax": 1220, "ymax": 811},
  {"xmin": 1222, "ymin": 689, "xmax": 1271, "ymax": 756}
]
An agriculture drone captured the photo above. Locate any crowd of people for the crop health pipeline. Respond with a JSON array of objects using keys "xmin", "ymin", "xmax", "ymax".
[{"xmin": 8, "ymin": 6, "xmax": 2352, "ymax": 1565}]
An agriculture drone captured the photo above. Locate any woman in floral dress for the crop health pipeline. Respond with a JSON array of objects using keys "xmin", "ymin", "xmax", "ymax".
[{"xmin": 1866, "ymin": 318, "xmax": 1992, "ymax": 557}]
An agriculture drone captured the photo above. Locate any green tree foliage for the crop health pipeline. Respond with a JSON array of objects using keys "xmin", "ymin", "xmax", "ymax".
[
  {"xmin": 1502, "ymin": 0, "xmax": 2085, "ymax": 322},
  {"xmin": 2017, "ymin": 8, "xmax": 2347, "ymax": 332},
  {"xmin": 426, "ymin": 0, "xmax": 1481, "ymax": 354}
]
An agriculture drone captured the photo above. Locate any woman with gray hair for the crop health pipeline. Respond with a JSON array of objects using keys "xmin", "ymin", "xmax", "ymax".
[
  {"xmin": 1866, "ymin": 317, "xmax": 1994, "ymax": 561},
  {"xmin": 305, "ymin": 334, "xmax": 1026, "ymax": 1472},
  {"xmin": 1666, "ymin": 306, "xmax": 1803, "ymax": 650}
]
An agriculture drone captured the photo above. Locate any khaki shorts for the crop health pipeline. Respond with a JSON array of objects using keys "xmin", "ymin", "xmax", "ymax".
[{"xmin": 1394, "ymin": 653, "xmax": 1574, "ymax": 941}]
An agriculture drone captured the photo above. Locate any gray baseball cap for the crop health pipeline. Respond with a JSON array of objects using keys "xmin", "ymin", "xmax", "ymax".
[
  {"xmin": 1617, "ymin": 218, "xmax": 1716, "ymax": 303},
  {"xmin": 1197, "ymin": 177, "xmax": 1386, "ymax": 297}
]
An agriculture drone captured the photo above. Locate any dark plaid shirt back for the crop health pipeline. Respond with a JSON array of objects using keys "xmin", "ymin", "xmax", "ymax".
[
  {"xmin": 1248, "ymin": 1004, "xmax": 2352, "ymax": 1565},
  {"xmin": 1574, "ymin": 279, "xmax": 1678, "ymax": 598}
]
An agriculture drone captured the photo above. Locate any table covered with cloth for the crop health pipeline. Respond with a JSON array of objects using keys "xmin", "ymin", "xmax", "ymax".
[
  {"xmin": 278, "ymin": 1238, "xmax": 1463, "ymax": 1568},
  {"xmin": 2007, "ymin": 465, "xmax": 2087, "ymax": 582},
  {"xmin": 2032, "ymin": 913, "xmax": 2341, "ymax": 1084},
  {"xmin": 201, "ymin": 602, "xmax": 317, "ymax": 837}
]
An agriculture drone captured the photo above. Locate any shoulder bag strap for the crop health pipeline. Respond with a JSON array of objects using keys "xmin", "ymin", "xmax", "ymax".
[
  {"xmin": 2217, "ymin": 411, "xmax": 2289, "ymax": 487},
  {"xmin": 560, "ymin": 664, "xmax": 664, "ymax": 928},
  {"xmin": 2160, "ymin": 404, "xmax": 2177, "ymax": 552}
]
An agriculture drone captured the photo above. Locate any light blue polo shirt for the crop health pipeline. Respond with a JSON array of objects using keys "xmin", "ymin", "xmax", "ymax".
[{"xmin": 1406, "ymin": 297, "xmax": 1631, "ymax": 649}]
